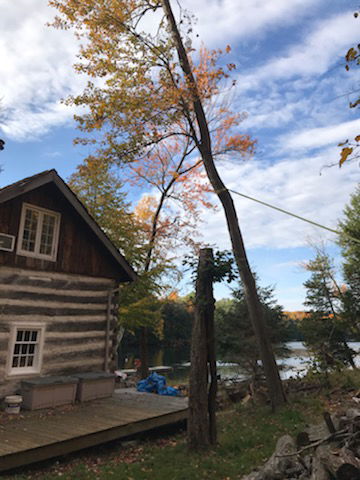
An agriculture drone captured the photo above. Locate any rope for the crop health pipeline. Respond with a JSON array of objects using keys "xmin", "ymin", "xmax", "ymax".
[{"xmin": 213, "ymin": 187, "xmax": 360, "ymax": 245}]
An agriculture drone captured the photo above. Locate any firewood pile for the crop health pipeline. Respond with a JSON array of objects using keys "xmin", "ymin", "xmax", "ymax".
[{"xmin": 242, "ymin": 408, "xmax": 360, "ymax": 480}]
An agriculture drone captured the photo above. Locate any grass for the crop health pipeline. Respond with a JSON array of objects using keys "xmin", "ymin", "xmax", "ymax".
[{"xmin": 4, "ymin": 393, "xmax": 326, "ymax": 480}]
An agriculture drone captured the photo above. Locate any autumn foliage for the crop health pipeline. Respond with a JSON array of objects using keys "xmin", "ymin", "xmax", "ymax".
[
  {"xmin": 338, "ymin": 11, "xmax": 359, "ymax": 167},
  {"xmin": 49, "ymin": 0, "xmax": 255, "ymax": 166}
]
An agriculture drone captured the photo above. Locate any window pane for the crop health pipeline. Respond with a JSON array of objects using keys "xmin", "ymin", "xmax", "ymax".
[
  {"xmin": 40, "ymin": 214, "xmax": 56, "ymax": 255},
  {"xmin": 21, "ymin": 209, "xmax": 38, "ymax": 252},
  {"xmin": 12, "ymin": 328, "xmax": 41, "ymax": 371}
]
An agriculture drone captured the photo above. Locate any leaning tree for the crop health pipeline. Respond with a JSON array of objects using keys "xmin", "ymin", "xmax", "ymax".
[{"xmin": 51, "ymin": 0, "xmax": 286, "ymax": 407}]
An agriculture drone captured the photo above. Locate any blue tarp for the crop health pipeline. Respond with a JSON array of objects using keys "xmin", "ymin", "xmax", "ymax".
[{"xmin": 137, "ymin": 372, "xmax": 180, "ymax": 396}]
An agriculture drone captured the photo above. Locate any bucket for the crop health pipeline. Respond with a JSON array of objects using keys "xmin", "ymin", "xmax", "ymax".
[{"xmin": 4, "ymin": 395, "xmax": 22, "ymax": 414}]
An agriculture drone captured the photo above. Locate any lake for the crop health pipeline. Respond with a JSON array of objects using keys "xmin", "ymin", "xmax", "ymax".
[{"xmin": 118, "ymin": 341, "xmax": 360, "ymax": 383}]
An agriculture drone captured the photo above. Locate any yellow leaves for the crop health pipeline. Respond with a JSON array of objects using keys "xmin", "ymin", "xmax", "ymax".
[
  {"xmin": 345, "ymin": 47, "xmax": 358, "ymax": 62},
  {"xmin": 339, "ymin": 147, "xmax": 353, "ymax": 167},
  {"xmin": 338, "ymin": 134, "xmax": 359, "ymax": 167},
  {"xmin": 225, "ymin": 45, "xmax": 231, "ymax": 54},
  {"xmin": 134, "ymin": 195, "xmax": 158, "ymax": 223},
  {"xmin": 344, "ymin": 13, "xmax": 359, "ymax": 72}
]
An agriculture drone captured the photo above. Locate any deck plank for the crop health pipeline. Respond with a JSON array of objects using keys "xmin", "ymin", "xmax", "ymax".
[{"xmin": 0, "ymin": 389, "xmax": 188, "ymax": 472}]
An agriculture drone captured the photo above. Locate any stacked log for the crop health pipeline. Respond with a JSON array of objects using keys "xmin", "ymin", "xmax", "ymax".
[{"xmin": 242, "ymin": 408, "xmax": 360, "ymax": 480}]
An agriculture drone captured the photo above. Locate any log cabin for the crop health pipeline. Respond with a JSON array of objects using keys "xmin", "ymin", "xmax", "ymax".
[{"xmin": 0, "ymin": 169, "xmax": 137, "ymax": 398}]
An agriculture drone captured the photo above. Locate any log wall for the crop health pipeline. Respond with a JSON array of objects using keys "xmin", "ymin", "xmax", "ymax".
[
  {"xmin": 0, "ymin": 267, "xmax": 118, "ymax": 398},
  {"xmin": 0, "ymin": 183, "xmax": 127, "ymax": 280}
]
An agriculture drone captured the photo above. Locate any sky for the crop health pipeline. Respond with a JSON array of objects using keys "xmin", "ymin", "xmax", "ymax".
[{"xmin": 0, "ymin": 0, "xmax": 359, "ymax": 310}]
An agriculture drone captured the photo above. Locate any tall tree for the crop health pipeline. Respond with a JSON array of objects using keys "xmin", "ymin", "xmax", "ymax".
[
  {"xmin": 301, "ymin": 249, "xmax": 356, "ymax": 371},
  {"xmin": 50, "ymin": 0, "xmax": 285, "ymax": 407},
  {"xmin": 69, "ymin": 157, "xmax": 146, "ymax": 266},
  {"xmin": 188, "ymin": 248, "xmax": 217, "ymax": 449},
  {"xmin": 69, "ymin": 158, "xmax": 167, "ymax": 361},
  {"xmin": 338, "ymin": 185, "xmax": 360, "ymax": 329}
]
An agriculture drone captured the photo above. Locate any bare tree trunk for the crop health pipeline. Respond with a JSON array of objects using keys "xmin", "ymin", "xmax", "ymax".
[
  {"xmin": 138, "ymin": 190, "xmax": 167, "ymax": 379},
  {"xmin": 188, "ymin": 248, "xmax": 217, "ymax": 449},
  {"xmin": 161, "ymin": 0, "xmax": 286, "ymax": 409},
  {"xmin": 205, "ymin": 255, "xmax": 217, "ymax": 445}
]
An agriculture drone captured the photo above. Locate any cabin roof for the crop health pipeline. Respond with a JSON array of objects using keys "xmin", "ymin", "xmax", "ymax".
[{"xmin": 0, "ymin": 169, "xmax": 137, "ymax": 282}]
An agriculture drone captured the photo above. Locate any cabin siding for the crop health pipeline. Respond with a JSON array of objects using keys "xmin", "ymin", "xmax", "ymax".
[
  {"xmin": 0, "ymin": 183, "xmax": 126, "ymax": 281},
  {"xmin": 0, "ymin": 267, "xmax": 118, "ymax": 398}
]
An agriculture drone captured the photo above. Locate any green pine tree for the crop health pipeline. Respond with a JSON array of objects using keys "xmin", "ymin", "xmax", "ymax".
[
  {"xmin": 301, "ymin": 250, "xmax": 356, "ymax": 372},
  {"xmin": 338, "ymin": 185, "xmax": 360, "ymax": 333},
  {"xmin": 216, "ymin": 280, "xmax": 290, "ymax": 380}
]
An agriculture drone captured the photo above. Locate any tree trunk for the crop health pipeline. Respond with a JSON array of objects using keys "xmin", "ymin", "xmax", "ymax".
[
  {"xmin": 206, "ymin": 282, "xmax": 217, "ymax": 446},
  {"xmin": 138, "ymin": 189, "xmax": 167, "ymax": 380},
  {"xmin": 161, "ymin": 0, "xmax": 286, "ymax": 409},
  {"xmin": 188, "ymin": 248, "xmax": 216, "ymax": 449}
]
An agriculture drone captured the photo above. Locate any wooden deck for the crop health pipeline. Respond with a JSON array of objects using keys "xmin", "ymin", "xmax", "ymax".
[{"xmin": 0, "ymin": 389, "xmax": 188, "ymax": 472}]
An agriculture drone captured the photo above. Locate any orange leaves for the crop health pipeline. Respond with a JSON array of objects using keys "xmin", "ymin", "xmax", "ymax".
[
  {"xmin": 337, "ymin": 135, "xmax": 359, "ymax": 167},
  {"xmin": 50, "ymin": 0, "xmax": 255, "ymax": 170},
  {"xmin": 344, "ymin": 12, "xmax": 359, "ymax": 72},
  {"xmin": 345, "ymin": 47, "xmax": 358, "ymax": 63},
  {"xmin": 211, "ymin": 109, "xmax": 256, "ymax": 158},
  {"xmin": 191, "ymin": 45, "xmax": 232, "ymax": 100},
  {"xmin": 340, "ymin": 147, "xmax": 354, "ymax": 167},
  {"xmin": 50, "ymin": 0, "xmax": 256, "ymax": 255}
]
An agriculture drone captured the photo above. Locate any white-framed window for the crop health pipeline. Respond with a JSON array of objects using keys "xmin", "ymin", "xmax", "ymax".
[
  {"xmin": 7, "ymin": 323, "xmax": 45, "ymax": 376},
  {"xmin": 17, "ymin": 203, "xmax": 61, "ymax": 261}
]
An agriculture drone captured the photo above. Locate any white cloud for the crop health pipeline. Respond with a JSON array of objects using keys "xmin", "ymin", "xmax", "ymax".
[
  {"xmin": 272, "ymin": 260, "xmax": 305, "ymax": 269},
  {"xmin": 237, "ymin": 10, "xmax": 359, "ymax": 90},
  {"xmin": 182, "ymin": 0, "xmax": 321, "ymax": 46},
  {"xmin": 199, "ymin": 146, "xmax": 359, "ymax": 250},
  {"xmin": 0, "ymin": 102, "xmax": 75, "ymax": 141},
  {"xmin": 0, "ymin": 0, "xmax": 83, "ymax": 140},
  {"xmin": 0, "ymin": 1, "xmax": 356, "ymax": 143},
  {"xmin": 280, "ymin": 118, "xmax": 359, "ymax": 152}
]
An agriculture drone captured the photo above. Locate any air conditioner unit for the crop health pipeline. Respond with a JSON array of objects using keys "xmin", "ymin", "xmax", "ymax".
[{"xmin": 0, "ymin": 233, "xmax": 15, "ymax": 252}]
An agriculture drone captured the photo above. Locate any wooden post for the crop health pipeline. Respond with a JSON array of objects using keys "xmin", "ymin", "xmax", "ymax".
[{"xmin": 188, "ymin": 248, "xmax": 217, "ymax": 449}]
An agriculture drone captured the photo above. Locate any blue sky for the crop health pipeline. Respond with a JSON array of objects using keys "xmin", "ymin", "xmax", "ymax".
[{"xmin": 0, "ymin": 0, "xmax": 359, "ymax": 310}]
